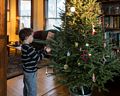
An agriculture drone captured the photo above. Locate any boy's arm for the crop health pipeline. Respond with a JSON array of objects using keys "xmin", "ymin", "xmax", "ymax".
[
  {"xmin": 27, "ymin": 46, "xmax": 40, "ymax": 60},
  {"xmin": 38, "ymin": 50, "xmax": 49, "ymax": 59},
  {"xmin": 28, "ymin": 45, "xmax": 50, "ymax": 60}
]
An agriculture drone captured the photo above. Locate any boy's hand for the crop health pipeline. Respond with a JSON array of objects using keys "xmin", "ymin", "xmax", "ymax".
[{"xmin": 44, "ymin": 46, "xmax": 51, "ymax": 53}]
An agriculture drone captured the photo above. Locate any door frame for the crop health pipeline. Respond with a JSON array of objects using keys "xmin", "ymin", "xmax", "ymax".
[{"xmin": 0, "ymin": 0, "xmax": 7, "ymax": 96}]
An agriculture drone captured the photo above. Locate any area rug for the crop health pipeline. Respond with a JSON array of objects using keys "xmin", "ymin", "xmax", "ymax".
[
  {"xmin": 7, "ymin": 50, "xmax": 50, "ymax": 79},
  {"xmin": 7, "ymin": 51, "xmax": 22, "ymax": 79}
]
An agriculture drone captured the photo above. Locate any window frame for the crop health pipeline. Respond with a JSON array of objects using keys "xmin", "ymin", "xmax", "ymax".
[
  {"xmin": 16, "ymin": 0, "xmax": 33, "ymax": 34},
  {"xmin": 45, "ymin": 0, "xmax": 65, "ymax": 30}
]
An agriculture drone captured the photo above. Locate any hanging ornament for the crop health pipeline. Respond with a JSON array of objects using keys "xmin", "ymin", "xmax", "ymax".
[
  {"xmin": 85, "ymin": 43, "xmax": 89, "ymax": 47},
  {"xmin": 92, "ymin": 24, "xmax": 96, "ymax": 35},
  {"xmin": 83, "ymin": 34, "xmax": 86, "ymax": 37},
  {"xmin": 92, "ymin": 73, "xmax": 96, "ymax": 82},
  {"xmin": 103, "ymin": 42, "xmax": 106, "ymax": 48},
  {"xmin": 79, "ymin": 47, "xmax": 82, "ymax": 51},
  {"xmin": 81, "ymin": 50, "xmax": 89, "ymax": 63},
  {"xmin": 117, "ymin": 49, "xmax": 119, "ymax": 53},
  {"xmin": 64, "ymin": 64, "xmax": 68, "ymax": 70},
  {"xmin": 67, "ymin": 51, "xmax": 70, "ymax": 56},
  {"xmin": 103, "ymin": 55, "xmax": 107, "ymax": 64},
  {"xmin": 75, "ymin": 42, "xmax": 79, "ymax": 47},
  {"xmin": 78, "ymin": 62, "xmax": 81, "ymax": 66}
]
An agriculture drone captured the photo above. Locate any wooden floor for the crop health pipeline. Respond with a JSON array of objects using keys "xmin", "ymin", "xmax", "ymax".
[
  {"xmin": 7, "ymin": 67, "xmax": 120, "ymax": 96},
  {"xmin": 7, "ymin": 67, "xmax": 70, "ymax": 96}
]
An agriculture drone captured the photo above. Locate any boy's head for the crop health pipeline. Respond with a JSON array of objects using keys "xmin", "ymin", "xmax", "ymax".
[{"xmin": 19, "ymin": 28, "xmax": 33, "ymax": 43}]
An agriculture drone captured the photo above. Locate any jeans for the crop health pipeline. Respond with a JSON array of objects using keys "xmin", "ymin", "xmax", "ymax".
[{"xmin": 23, "ymin": 71, "xmax": 37, "ymax": 96}]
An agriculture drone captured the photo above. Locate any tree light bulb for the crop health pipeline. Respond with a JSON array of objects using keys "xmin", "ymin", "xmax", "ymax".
[
  {"xmin": 64, "ymin": 64, "xmax": 68, "ymax": 70},
  {"xmin": 67, "ymin": 51, "xmax": 70, "ymax": 56},
  {"xmin": 70, "ymin": 7, "xmax": 75, "ymax": 12}
]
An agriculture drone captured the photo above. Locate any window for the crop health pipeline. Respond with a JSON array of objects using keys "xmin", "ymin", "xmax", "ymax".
[
  {"xmin": 18, "ymin": 0, "xmax": 32, "ymax": 29},
  {"xmin": 45, "ymin": 0, "xmax": 65, "ymax": 30}
]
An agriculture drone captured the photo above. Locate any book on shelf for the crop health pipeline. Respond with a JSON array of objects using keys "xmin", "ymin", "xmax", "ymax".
[
  {"xmin": 109, "ymin": 16, "xmax": 113, "ymax": 28},
  {"xmin": 103, "ymin": 4, "xmax": 120, "ymax": 15},
  {"xmin": 105, "ymin": 31, "xmax": 120, "ymax": 47},
  {"xmin": 104, "ymin": 16, "xmax": 120, "ymax": 29},
  {"xmin": 114, "ymin": 4, "xmax": 120, "ymax": 15},
  {"xmin": 113, "ymin": 16, "xmax": 120, "ymax": 29},
  {"xmin": 104, "ymin": 17, "xmax": 110, "ymax": 28},
  {"xmin": 102, "ymin": 5, "xmax": 109, "ymax": 14},
  {"xmin": 113, "ymin": 16, "xmax": 117, "ymax": 28},
  {"xmin": 116, "ymin": 16, "xmax": 120, "ymax": 29}
]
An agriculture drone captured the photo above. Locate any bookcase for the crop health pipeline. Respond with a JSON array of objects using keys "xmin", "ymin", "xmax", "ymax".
[{"xmin": 101, "ymin": 1, "xmax": 120, "ymax": 49}]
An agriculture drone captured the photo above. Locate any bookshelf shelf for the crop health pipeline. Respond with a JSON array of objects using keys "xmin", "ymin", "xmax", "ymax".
[
  {"xmin": 102, "ymin": 1, "xmax": 120, "ymax": 48},
  {"xmin": 105, "ymin": 28, "xmax": 120, "ymax": 31},
  {"xmin": 105, "ymin": 14, "xmax": 120, "ymax": 16}
]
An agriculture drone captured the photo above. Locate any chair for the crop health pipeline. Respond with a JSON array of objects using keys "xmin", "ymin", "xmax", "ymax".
[{"xmin": 32, "ymin": 30, "xmax": 47, "ymax": 50}]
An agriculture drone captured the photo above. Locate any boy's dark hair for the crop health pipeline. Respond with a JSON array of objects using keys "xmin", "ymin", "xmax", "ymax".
[{"xmin": 19, "ymin": 28, "xmax": 33, "ymax": 41}]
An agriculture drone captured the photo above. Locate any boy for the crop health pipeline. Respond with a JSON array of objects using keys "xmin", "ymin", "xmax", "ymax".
[{"xmin": 19, "ymin": 28, "xmax": 49, "ymax": 96}]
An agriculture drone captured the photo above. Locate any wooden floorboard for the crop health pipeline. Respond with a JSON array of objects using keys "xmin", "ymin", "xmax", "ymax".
[{"xmin": 42, "ymin": 85, "xmax": 70, "ymax": 96}]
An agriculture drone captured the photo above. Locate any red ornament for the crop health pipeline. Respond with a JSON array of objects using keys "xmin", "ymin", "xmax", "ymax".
[{"xmin": 81, "ymin": 50, "xmax": 89, "ymax": 63}]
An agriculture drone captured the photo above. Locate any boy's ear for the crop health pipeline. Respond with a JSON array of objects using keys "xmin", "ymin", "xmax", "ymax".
[{"xmin": 25, "ymin": 36, "xmax": 29, "ymax": 40}]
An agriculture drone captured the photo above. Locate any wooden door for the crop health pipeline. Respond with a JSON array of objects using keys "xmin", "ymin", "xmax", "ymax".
[{"xmin": 0, "ymin": 0, "xmax": 7, "ymax": 96}]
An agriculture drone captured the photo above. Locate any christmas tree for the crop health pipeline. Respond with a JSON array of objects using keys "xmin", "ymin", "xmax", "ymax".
[{"xmin": 48, "ymin": 0, "xmax": 120, "ymax": 94}]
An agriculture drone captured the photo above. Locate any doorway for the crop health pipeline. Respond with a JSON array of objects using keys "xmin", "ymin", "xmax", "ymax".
[{"xmin": 7, "ymin": 0, "xmax": 33, "ymax": 79}]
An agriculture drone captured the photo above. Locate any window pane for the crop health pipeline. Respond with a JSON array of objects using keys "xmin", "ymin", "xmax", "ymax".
[
  {"xmin": 19, "ymin": 0, "xmax": 31, "ymax": 29},
  {"xmin": 46, "ymin": 19, "xmax": 62, "ymax": 30},
  {"xmin": 20, "ymin": 17, "xmax": 31, "ymax": 29},
  {"xmin": 57, "ymin": 0, "xmax": 65, "ymax": 18},
  {"xmin": 20, "ymin": 0, "xmax": 31, "ymax": 16},
  {"xmin": 48, "ymin": 0, "xmax": 56, "ymax": 18},
  {"xmin": 45, "ymin": 0, "xmax": 65, "ymax": 30}
]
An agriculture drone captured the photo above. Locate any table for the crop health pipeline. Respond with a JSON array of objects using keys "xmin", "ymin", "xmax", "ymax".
[{"xmin": 7, "ymin": 44, "xmax": 21, "ymax": 56}]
